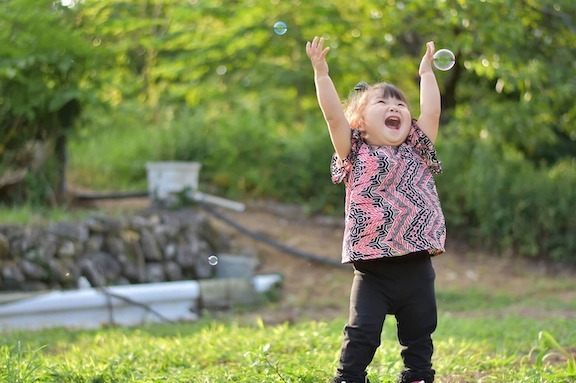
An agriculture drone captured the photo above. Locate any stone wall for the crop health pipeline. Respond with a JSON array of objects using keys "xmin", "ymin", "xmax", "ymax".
[{"xmin": 0, "ymin": 208, "xmax": 230, "ymax": 292}]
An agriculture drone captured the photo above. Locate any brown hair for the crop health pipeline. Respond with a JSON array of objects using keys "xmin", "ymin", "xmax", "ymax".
[{"xmin": 344, "ymin": 82, "xmax": 409, "ymax": 129}]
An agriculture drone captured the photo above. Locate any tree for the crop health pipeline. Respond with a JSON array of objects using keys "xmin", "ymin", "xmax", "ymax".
[{"xmin": 0, "ymin": 0, "xmax": 101, "ymax": 204}]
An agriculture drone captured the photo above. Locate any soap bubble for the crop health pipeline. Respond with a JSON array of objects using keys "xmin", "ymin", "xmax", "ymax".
[
  {"xmin": 273, "ymin": 21, "xmax": 287, "ymax": 35},
  {"xmin": 433, "ymin": 49, "xmax": 455, "ymax": 71},
  {"xmin": 208, "ymin": 255, "xmax": 219, "ymax": 266}
]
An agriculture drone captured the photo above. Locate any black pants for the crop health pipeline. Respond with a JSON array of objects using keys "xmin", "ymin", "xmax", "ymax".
[{"xmin": 335, "ymin": 251, "xmax": 437, "ymax": 383}]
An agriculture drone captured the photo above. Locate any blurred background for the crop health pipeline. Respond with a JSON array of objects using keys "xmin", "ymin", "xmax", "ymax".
[{"xmin": 1, "ymin": 0, "xmax": 575, "ymax": 264}]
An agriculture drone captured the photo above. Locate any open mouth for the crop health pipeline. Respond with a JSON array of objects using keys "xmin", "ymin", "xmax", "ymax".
[{"xmin": 385, "ymin": 116, "xmax": 401, "ymax": 130}]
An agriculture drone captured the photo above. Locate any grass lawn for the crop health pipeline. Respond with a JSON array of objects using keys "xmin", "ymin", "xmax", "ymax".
[{"xmin": 1, "ymin": 311, "xmax": 574, "ymax": 383}]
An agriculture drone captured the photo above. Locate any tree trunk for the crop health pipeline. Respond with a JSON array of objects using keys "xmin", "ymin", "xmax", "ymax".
[{"xmin": 54, "ymin": 134, "xmax": 67, "ymax": 205}]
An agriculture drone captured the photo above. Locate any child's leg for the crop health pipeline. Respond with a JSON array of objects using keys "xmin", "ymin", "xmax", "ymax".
[
  {"xmin": 394, "ymin": 256, "xmax": 437, "ymax": 383},
  {"xmin": 335, "ymin": 265, "xmax": 389, "ymax": 382}
]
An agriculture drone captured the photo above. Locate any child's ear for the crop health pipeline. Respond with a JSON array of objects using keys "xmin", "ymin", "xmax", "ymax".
[{"xmin": 357, "ymin": 119, "xmax": 368, "ymax": 139}]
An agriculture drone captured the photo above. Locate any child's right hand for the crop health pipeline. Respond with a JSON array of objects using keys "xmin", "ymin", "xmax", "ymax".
[{"xmin": 306, "ymin": 36, "xmax": 330, "ymax": 77}]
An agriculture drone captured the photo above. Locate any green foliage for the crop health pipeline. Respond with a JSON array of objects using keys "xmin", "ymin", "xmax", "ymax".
[
  {"xmin": 69, "ymin": 101, "xmax": 160, "ymax": 191},
  {"xmin": 0, "ymin": 315, "xmax": 574, "ymax": 382},
  {"xmin": 0, "ymin": 0, "xmax": 103, "ymax": 204},
  {"xmin": 530, "ymin": 330, "xmax": 576, "ymax": 380},
  {"xmin": 70, "ymin": 102, "xmax": 344, "ymax": 213},
  {"xmin": 438, "ymin": 133, "xmax": 576, "ymax": 260}
]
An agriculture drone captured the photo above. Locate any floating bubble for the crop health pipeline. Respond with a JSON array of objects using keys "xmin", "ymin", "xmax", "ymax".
[
  {"xmin": 208, "ymin": 255, "xmax": 219, "ymax": 266},
  {"xmin": 273, "ymin": 21, "xmax": 287, "ymax": 35},
  {"xmin": 433, "ymin": 49, "xmax": 455, "ymax": 71}
]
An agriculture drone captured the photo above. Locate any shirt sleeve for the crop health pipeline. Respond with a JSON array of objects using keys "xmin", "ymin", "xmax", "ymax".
[
  {"xmin": 406, "ymin": 120, "xmax": 443, "ymax": 174},
  {"xmin": 330, "ymin": 129, "xmax": 362, "ymax": 184}
]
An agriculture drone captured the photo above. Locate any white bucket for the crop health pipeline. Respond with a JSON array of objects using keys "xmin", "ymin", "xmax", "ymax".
[{"xmin": 145, "ymin": 162, "xmax": 201, "ymax": 207}]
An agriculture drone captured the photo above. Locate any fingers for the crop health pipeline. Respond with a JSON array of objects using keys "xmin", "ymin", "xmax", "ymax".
[
  {"xmin": 306, "ymin": 37, "xmax": 317, "ymax": 51},
  {"xmin": 426, "ymin": 41, "xmax": 435, "ymax": 59},
  {"xmin": 306, "ymin": 36, "xmax": 328, "ymax": 60},
  {"xmin": 306, "ymin": 37, "xmax": 324, "ymax": 51}
]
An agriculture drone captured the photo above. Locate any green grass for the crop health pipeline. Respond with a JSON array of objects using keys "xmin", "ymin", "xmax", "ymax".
[
  {"xmin": 0, "ymin": 205, "xmax": 137, "ymax": 226},
  {"xmin": 437, "ymin": 286, "xmax": 576, "ymax": 314},
  {"xmin": 1, "ymin": 313, "xmax": 574, "ymax": 383},
  {"xmin": 0, "ymin": 205, "xmax": 86, "ymax": 226}
]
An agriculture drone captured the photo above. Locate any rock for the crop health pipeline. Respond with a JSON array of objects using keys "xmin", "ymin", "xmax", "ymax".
[
  {"xmin": 49, "ymin": 221, "xmax": 89, "ymax": 242},
  {"xmin": 78, "ymin": 251, "xmax": 123, "ymax": 287},
  {"xmin": 1, "ymin": 263, "xmax": 26, "ymax": 290},
  {"xmin": 145, "ymin": 263, "xmax": 165, "ymax": 283},
  {"xmin": 47, "ymin": 258, "xmax": 77, "ymax": 286},
  {"xmin": 86, "ymin": 234, "xmax": 105, "ymax": 252},
  {"xmin": 20, "ymin": 260, "xmax": 47, "ymax": 280},
  {"xmin": 164, "ymin": 261, "xmax": 183, "ymax": 281},
  {"xmin": 140, "ymin": 228, "xmax": 163, "ymax": 261},
  {"xmin": 57, "ymin": 240, "xmax": 78, "ymax": 259},
  {"xmin": 175, "ymin": 242, "xmax": 195, "ymax": 268},
  {"xmin": 104, "ymin": 235, "xmax": 126, "ymax": 256}
]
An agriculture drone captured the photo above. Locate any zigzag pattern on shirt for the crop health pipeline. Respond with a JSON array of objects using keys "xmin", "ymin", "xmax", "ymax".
[{"xmin": 333, "ymin": 124, "xmax": 446, "ymax": 263}]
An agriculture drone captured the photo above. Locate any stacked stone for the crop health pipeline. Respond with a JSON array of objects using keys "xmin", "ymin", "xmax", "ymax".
[{"xmin": 0, "ymin": 209, "xmax": 229, "ymax": 292}]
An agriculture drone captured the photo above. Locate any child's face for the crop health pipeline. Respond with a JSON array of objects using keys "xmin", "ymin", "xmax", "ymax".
[{"xmin": 359, "ymin": 92, "xmax": 412, "ymax": 147}]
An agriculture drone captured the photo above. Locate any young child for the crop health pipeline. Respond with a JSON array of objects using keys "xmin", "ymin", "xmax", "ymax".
[{"xmin": 306, "ymin": 36, "xmax": 446, "ymax": 383}]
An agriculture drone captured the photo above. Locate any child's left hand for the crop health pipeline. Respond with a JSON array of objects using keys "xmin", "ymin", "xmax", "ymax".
[{"xmin": 419, "ymin": 41, "xmax": 435, "ymax": 76}]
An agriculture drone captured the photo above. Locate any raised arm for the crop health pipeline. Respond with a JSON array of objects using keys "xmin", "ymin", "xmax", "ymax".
[
  {"xmin": 417, "ymin": 41, "xmax": 442, "ymax": 144},
  {"xmin": 306, "ymin": 37, "xmax": 351, "ymax": 160}
]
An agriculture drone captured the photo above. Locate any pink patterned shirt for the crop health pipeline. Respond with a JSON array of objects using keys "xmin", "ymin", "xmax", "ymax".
[{"xmin": 331, "ymin": 120, "xmax": 446, "ymax": 263}]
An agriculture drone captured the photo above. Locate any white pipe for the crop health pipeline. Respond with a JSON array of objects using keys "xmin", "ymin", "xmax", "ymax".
[
  {"xmin": 0, "ymin": 274, "xmax": 282, "ymax": 331},
  {"xmin": 192, "ymin": 191, "xmax": 246, "ymax": 212}
]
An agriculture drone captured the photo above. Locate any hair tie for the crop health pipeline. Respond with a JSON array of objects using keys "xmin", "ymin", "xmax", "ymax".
[{"xmin": 354, "ymin": 81, "xmax": 369, "ymax": 92}]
